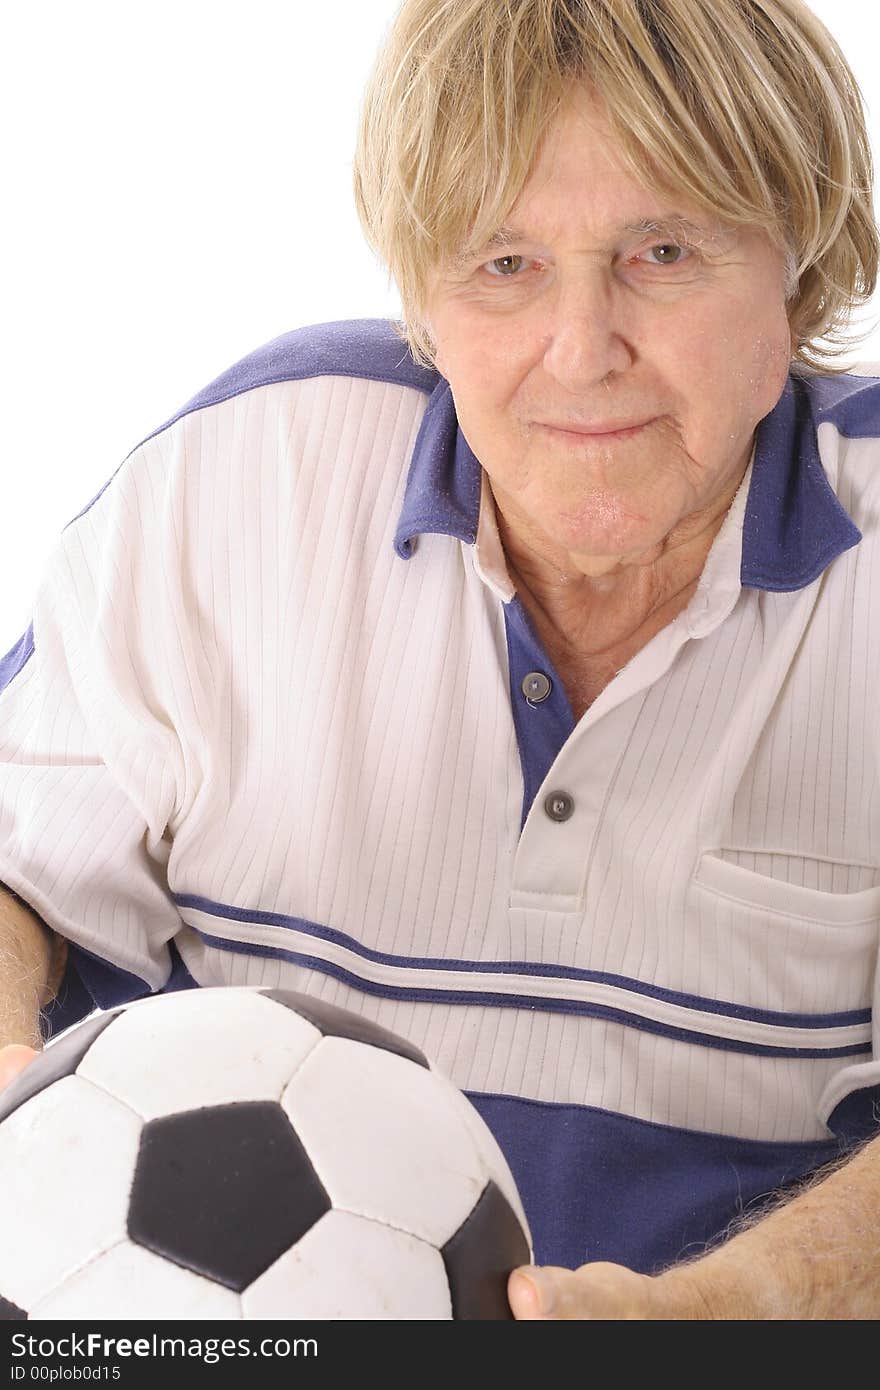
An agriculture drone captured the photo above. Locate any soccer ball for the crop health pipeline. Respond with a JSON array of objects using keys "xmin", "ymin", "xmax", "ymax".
[{"xmin": 0, "ymin": 987, "xmax": 531, "ymax": 1320}]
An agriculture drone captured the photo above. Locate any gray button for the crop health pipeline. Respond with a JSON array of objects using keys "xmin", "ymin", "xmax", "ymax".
[
  {"xmin": 522, "ymin": 671, "xmax": 552, "ymax": 703},
  {"xmin": 544, "ymin": 791, "xmax": 574, "ymax": 822}
]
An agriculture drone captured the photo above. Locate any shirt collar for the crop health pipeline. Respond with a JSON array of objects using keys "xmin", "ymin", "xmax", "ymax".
[
  {"xmin": 740, "ymin": 371, "xmax": 862, "ymax": 590},
  {"xmin": 393, "ymin": 379, "xmax": 481, "ymax": 558},
  {"xmin": 394, "ymin": 369, "xmax": 863, "ymax": 591}
]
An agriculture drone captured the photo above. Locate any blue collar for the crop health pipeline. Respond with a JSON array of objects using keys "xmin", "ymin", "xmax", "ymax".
[
  {"xmin": 395, "ymin": 368, "xmax": 873, "ymax": 591},
  {"xmin": 394, "ymin": 380, "xmax": 481, "ymax": 558}
]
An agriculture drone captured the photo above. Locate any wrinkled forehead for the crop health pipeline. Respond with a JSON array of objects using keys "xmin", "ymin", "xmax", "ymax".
[
  {"xmin": 461, "ymin": 86, "xmax": 732, "ymax": 246},
  {"xmin": 449, "ymin": 91, "xmax": 741, "ymax": 264}
]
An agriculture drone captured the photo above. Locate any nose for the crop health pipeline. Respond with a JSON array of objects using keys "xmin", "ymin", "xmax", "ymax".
[{"xmin": 541, "ymin": 272, "xmax": 635, "ymax": 390}]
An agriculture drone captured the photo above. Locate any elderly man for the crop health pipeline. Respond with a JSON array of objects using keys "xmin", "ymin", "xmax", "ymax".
[{"xmin": 1, "ymin": 0, "xmax": 879, "ymax": 1319}]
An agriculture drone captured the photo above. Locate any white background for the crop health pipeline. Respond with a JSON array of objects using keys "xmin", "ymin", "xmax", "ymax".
[{"xmin": 1, "ymin": 0, "xmax": 878, "ymax": 647}]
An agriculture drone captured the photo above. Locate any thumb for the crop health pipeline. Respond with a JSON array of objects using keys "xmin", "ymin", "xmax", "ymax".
[{"xmin": 508, "ymin": 1265, "xmax": 567, "ymax": 1319}]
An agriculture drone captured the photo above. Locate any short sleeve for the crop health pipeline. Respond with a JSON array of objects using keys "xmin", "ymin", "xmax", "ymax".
[{"xmin": 0, "ymin": 430, "xmax": 210, "ymax": 1033}]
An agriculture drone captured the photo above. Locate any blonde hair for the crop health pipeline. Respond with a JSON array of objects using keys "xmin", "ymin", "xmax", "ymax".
[{"xmin": 353, "ymin": 0, "xmax": 879, "ymax": 373}]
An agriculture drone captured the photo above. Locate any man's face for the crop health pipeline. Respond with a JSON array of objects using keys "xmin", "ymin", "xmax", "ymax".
[{"xmin": 424, "ymin": 94, "xmax": 794, "ymax": 577}]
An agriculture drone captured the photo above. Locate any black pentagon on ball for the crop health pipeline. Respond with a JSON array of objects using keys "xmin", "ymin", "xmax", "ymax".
[
  {"xmin": 0, "ymin": 1293, "xmax": 27, "ymax": 1320},
  {"xmin": 442, "ymin": 1179, "xmax": 531, "ymax": 1320},
  {"xmin": 262, "ymin": 988, "xmax": 429, "ymax": 1068},
  {"xmin": 128, "ymin": 1101, "xmax": 331, "ymax": 1291},
  {"xmin": 0, "ymin": 1009, "xmax": 121, "ymax": 1127}
]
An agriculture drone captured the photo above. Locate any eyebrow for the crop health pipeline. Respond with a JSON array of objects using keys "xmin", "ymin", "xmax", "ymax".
[
  {"xmin": 623, "ymin": 215, "xmax": 720, "ymax": 240},
  {"xmin": 464, "ymin": 213, "xmax": 726, "ymax": 260}
]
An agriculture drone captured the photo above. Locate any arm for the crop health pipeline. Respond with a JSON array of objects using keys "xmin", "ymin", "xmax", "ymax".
[
  {"xmin": 509, "ymin": 1133, "xmax": 880, "ymax": 1319},
  {"xmin": 0, "ymin": 887, "xmax": 66, "ymax": 1082}
]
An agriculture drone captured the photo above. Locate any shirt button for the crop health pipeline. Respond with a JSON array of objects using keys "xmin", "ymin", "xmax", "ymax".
[
  {"xmin": 522, "ymin": 671, "xmax": 552, "ymax": 703},
  {"xmin": 544, "ymin": 791, "xmax": 574, "ymax": 822}
]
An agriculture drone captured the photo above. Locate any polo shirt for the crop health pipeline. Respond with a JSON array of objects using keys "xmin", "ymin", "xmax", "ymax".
[{"xmin": 1, "ymin": 318, "xmax": 879, "ymax": 1274}]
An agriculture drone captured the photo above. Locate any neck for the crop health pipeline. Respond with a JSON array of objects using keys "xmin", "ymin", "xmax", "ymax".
[{"xmin": 494, "ymin": 477, "xmax": 743, "ymax": 716}]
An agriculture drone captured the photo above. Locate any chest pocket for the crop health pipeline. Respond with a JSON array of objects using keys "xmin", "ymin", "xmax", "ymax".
[
  {"xmin": 691, "ymin": 849, "xmax": 880, "ymax": 1016},
  {"xmin": 695, "ymin": 849, "xmax": 880, "ymax": 923}
]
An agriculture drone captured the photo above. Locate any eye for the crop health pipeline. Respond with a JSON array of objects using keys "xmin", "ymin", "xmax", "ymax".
[
  {"xmin": 484, "ymin": 254, "xmax": 527, "ymax": 277},
  {"xmin": 640, "ymin": 242, "xmax": 690, "ymax": 266}
]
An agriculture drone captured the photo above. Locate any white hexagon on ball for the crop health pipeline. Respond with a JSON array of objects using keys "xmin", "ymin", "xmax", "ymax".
[
  {"xmin": 280, "ymin": 1036, "xmax": 489, "ymax": 1247},
  {"xmin": 439, "ymin": 1071, "xmax": 531, "ymax": 1237},
  {"xmin": 0, "ymin": 1075, "xmax": 140, "ymax": 1311},
  {"xmin": 243, "ymin": 1209, "xmax": 452, "ymax": 1319},
  {"xmin": 32, "ymin": 1240, "xmax": 242, "ymax": 1321},
  {"xmin": 77, "ymin": 986, "xmax": 322, "ymax": 1119}
]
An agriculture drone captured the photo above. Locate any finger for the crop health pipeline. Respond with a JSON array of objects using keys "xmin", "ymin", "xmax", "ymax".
[
  {"xmin": 510, "ymin": 1261, "xmax": 660, "ymax": 1320},
  {"xmin": 508, "ymin": 1265, "xmax": 570, "ymax": 1319}
]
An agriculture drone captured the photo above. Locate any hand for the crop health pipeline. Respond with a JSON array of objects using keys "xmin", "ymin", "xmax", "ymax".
[
  {"xmin": 0, "ymin": 1045, "xmax": 38, "ymax": 1091},
  {"xmin": 508, "ymin": 1261, "xmax": 712, "ymax": 1320}
]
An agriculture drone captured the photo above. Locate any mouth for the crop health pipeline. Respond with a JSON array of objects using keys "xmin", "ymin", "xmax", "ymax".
[{"xmin": 535, "ymin": 418, "xmax": 656, "ymax": 442}]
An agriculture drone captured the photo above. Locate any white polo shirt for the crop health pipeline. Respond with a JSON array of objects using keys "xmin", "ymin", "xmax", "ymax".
[{"xmin": 1, "ymin": 319, "xmax": 879, "ymax": 1273}]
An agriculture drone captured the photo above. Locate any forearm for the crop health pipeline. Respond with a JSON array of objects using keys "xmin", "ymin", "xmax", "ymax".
[
  {"xmin": 661, "ymin": 1134, "xmax": 880, "ymax": 1319},
  {"xmin": 0, "ymin": 887, "xmax": 62, "ymax": 1049}
]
